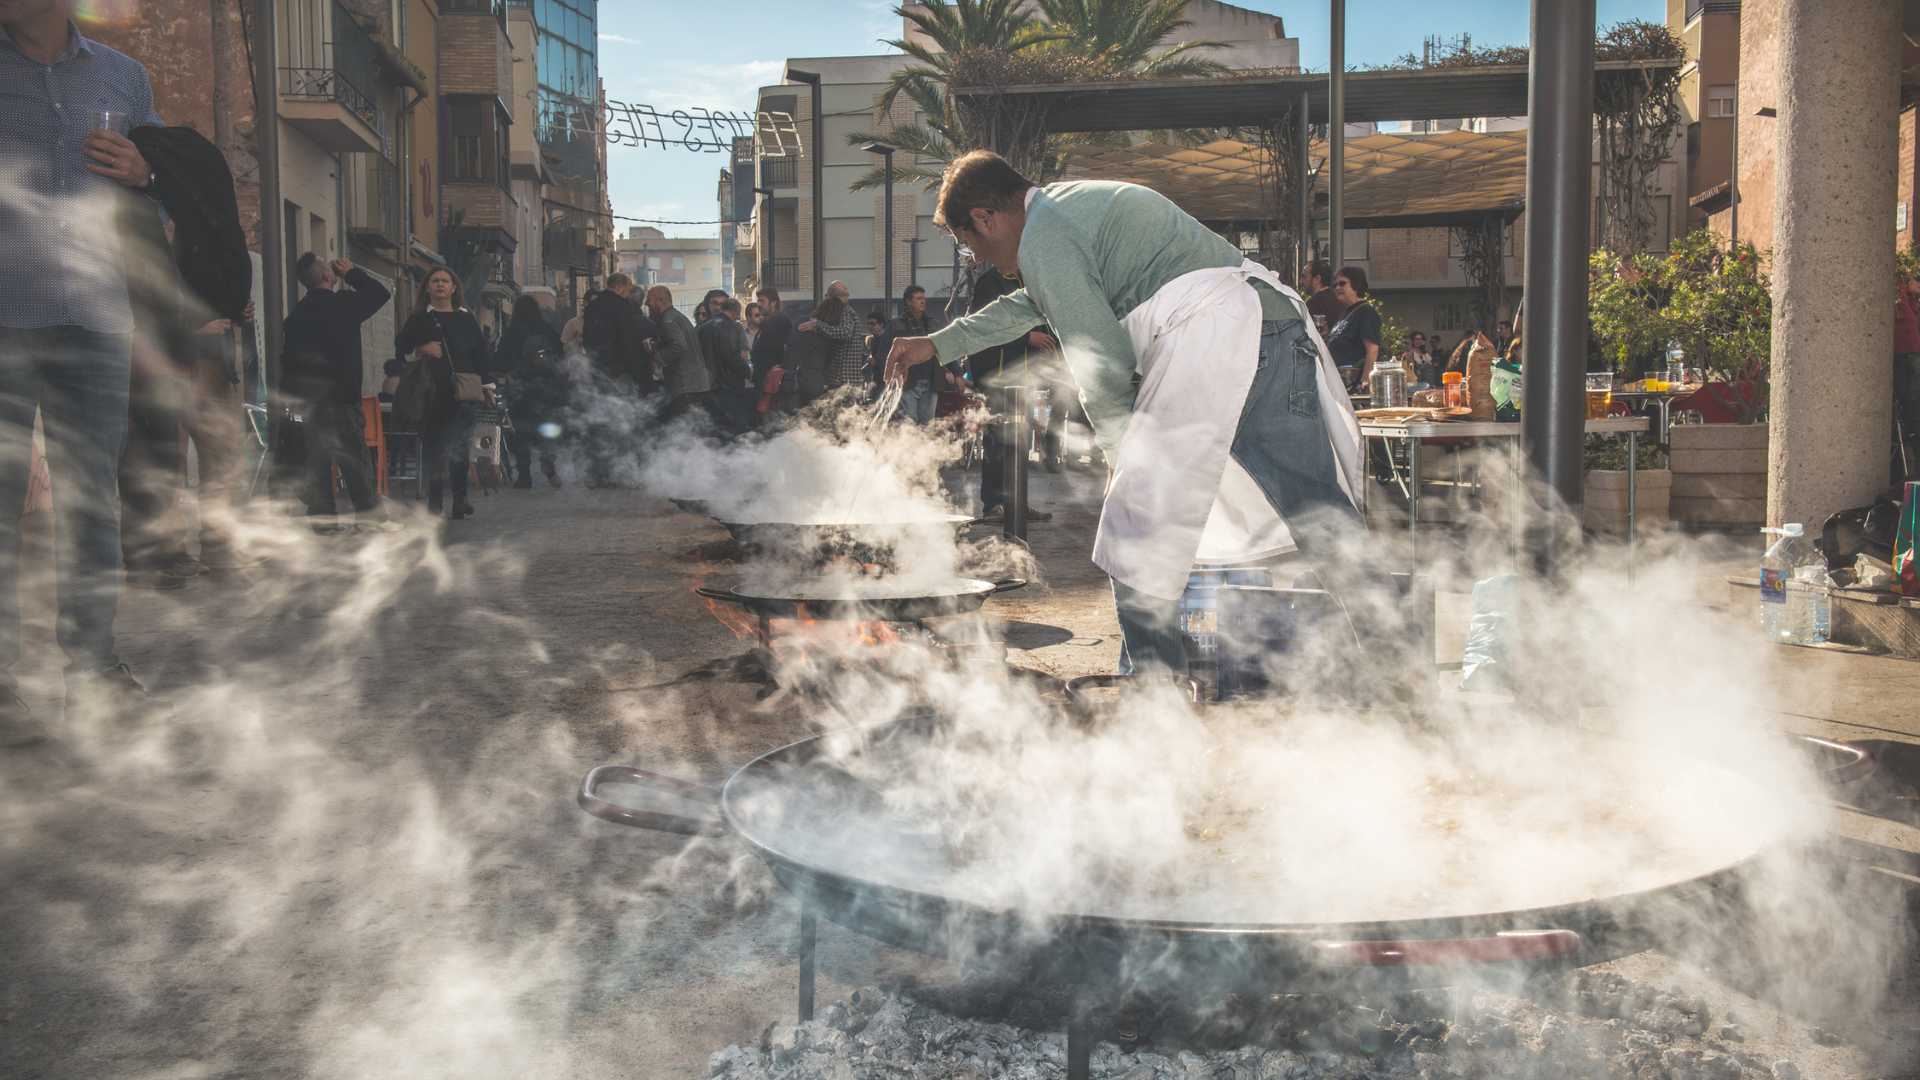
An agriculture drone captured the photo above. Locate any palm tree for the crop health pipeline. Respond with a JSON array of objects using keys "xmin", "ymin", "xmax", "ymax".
[
  {"xmin": 846, "ymin": 0, "xmax": 1228, "ymax": 192},
  {"xmin": 1035, "ymin": 0, "xmax": 1229, "ymax": 80}
]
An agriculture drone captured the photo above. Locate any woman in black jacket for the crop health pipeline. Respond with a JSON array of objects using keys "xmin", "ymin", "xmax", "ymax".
[
  {"xmin": 496, "ymin": 295, "xmax": 563, "ymax": 489},
  {"xmin": 394, "ymin": 268, "xmax": 492, "ymax": 518}
]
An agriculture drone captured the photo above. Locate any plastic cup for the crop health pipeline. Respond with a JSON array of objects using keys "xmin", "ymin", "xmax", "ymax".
[
  {"xmin": 1585, "ymin": 372, "xmax": 1614, "ymax": 420},
  {"xmin": 95, "ymin": 110, "xmax": 128, "ymax": 135}
]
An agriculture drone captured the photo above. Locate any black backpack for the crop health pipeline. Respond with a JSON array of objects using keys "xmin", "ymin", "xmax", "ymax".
[{"xmin": 1822, "ymin": 497, "xmax": 1902, "ymax": 570}]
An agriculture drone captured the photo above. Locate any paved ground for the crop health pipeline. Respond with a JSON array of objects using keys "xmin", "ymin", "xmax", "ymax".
[{"xmin": 1, "ymin": 457, "xmax": 1916, "ymax": 1079}]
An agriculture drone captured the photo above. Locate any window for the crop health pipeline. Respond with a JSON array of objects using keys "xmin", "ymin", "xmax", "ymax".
[
  {"xmin": 1707, "ymin": 85, "xmax": 1736, "ymax": 119},
  {"xmin": 647, "ymin": 255, "xmax": 661, "ymax": 269},
  {"xmin": 1432, "ymin": 302, "xmax": 1466, "ymax": 332},
  {"xmin": 449, "ymin": 99, "xmax": 485, "ymax": 180},
  {"xmin": 671, "ymin": 256, "xmax": 685, "ymax": 270}
]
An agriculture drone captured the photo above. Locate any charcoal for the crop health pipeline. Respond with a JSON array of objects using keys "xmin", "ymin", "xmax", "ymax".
[{"xmin": 704, "ymin": 987, "xmax": 1824, "ymax": 1080}]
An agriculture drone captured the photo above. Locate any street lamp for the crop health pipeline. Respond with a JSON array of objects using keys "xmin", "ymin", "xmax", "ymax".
[
  {"xmin": 789, "ymin": 68, "xmax": 824, "ymax": 305},
  {"xmin": 905, "ymin": 235, "xmax": 925, "ymax": 302},
  {"xmin": 862, "ymin": 142, "xmax": 896, "ymax": 318}
]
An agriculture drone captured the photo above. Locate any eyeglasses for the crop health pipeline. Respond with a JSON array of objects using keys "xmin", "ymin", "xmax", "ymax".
[{"xmin": 1334, "ymin": 280, "xmax": 1353, "ymax": 289}]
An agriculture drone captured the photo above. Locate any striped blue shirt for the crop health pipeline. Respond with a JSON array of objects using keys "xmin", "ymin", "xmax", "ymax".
[{"xmin": 0, "ymin": 21, "xmax": 162, "ymax": 332}]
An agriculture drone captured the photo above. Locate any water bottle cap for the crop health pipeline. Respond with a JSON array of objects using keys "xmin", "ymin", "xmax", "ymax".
[{"xmin": 1781, "ymin": 522, "xmax": 1804, "ymax": 537}]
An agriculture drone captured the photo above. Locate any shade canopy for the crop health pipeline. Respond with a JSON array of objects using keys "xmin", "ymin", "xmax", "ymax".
[
  {"xmin": 1061, "ymin": 129, "xmax": 1527, "ymax": 227},
  {"xmin": 955, "ymin": 59, "xmax": 1682, "ymax": 134}
]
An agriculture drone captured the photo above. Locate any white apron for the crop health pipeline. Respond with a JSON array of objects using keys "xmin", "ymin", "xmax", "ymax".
[{"xmin": 1092, "ymin": 260, "xmax": 1363, "ymax": 601}]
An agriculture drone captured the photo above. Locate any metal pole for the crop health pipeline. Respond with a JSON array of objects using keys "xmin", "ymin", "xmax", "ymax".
[
  {"xmin": 1521, "ymin": 0, "xmax": 1597, "ymax": 556},
  {"xmin": 1296, "ymin": 91, "xmax": 1311, "ymax": 277},
  {"xmin": 1006, "ymin": 385, "xmax": 1028, "ymax": 541},
  {"xmin": 882, "ymin": 150, "xmax": 895, "ymax": 318},
  {"xmin": 253, "ymin": 0, "xmax": 284, "ymax": 396},
  {"xmin": 1328, "ymin": 0, "xmax": 1345, "ymax": 274},
  {"xmin": 1729, "ymin": 19, "xmax": 1741, "ymax": 246},
  {"xmin": 789, "ymin": 69, "xmax": 824, "ymax": 306},
  {"xmin": 906, "ymin": 235, "xmax": 923, "ymax": 293}
]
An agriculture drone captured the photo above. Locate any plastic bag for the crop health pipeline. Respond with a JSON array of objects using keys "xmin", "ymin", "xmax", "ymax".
[
  {"xmin": 1897, "ymin": 481, "xmax": 1919, "ymax": 596},
  {"xmin": 1460, "ymin": 573, "xmax": 1516, "ymax": 692}
]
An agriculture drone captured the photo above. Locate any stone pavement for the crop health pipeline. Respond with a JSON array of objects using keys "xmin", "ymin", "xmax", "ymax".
[{"xmin": 0, "ymin": 461, "xmax": 1914, "ymax": 1079}]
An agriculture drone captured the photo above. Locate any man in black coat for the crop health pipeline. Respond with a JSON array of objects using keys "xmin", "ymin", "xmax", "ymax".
[
  {"xmin": 698, "ymin": 298, "xmax": 752, "ymax": 434},
  {"xmin": 577, "ymin": 273, "xmax": 656, "ymax": 486},
  {"xmin": 119, "ymin": 124, "xmax": 258, "ymax": 584},
  {"xmin": 281, "ymin": 254, "xmax": 390, "ymax": 521},
  {"xmin": 750, "ymin": 287, "xmax": 794, "ymax": 382},
  {"xmin": 581, "ymin": 273, "xmax": 657, "ymax": 391}
]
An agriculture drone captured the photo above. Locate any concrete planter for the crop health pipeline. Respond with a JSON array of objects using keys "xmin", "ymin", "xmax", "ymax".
[
  {"xmin": 1670, "ymin": 423, "xmax": 1767, "ymax": 526},
  {"xmin": 1584, "ymin": 468, "xmax": 1671, "ymax": 535}
]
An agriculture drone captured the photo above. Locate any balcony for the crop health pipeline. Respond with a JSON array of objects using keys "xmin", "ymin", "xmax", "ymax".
[
  {"xmin": 442, "ymin": 181, "xmax": 515, "ymax": 233},
  {"xmin": 767, "ymin": 257, "xmax": 800, "ymax": 289},
  {"xmin": 344, "ymin": 152, "xmax": 402, "ymax": 251},
  {"xmin": 440, "ymin": 0, "xmax": 513, "ymax": 102},
  {"xmin": 279, "ymin": 1, "xmax": 385, "ymax": 154},
  {"xmin": 762, "ymin": 157, "xmax": 799, "ymax": 189},
  {"xmin": 544, "ymin": 224, "xmax": 592, "ymax": 272}
]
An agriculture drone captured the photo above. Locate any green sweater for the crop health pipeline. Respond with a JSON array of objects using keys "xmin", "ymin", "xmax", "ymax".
[{"xmin": 928, "ymin": 181, "xmax": 1298, "ymax": 450}]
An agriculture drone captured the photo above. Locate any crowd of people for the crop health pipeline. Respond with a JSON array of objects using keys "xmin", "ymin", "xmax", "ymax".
[
  {"xmin": 552, "ymin": 270, "xmax": 1070, "ymax": 521},
  {"xmin": 1298, "ymin": 259, "xmax": 1518, "ymax": 394}
]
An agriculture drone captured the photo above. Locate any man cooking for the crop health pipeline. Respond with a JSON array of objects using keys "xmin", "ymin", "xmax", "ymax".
[{"xmin": 885, "ymin": 151, "xmax": 1363, "ymax": 672}]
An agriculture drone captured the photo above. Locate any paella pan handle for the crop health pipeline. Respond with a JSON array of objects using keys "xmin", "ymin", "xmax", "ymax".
[
  {"xmin": 578, "ymin": 765, "xmax": 728, "ymax": 837},
  {"xmin": 1062, "ymin": 673, "xmax": 1204, "ymax": 707},
  {"xmin": 989, "ymin": 578, "xmax": 1028, "ymax": 595},
  {"xmin": 1791, "ymin": 735, "xmax": 1875, "ymax": 788},
  {"xmin": 1316, "ymin": 929, "xmax": 1582, "ymax": 968},
  {"xmin": 694, "ymin": 586, "xmax": 736, "ymax": 603}
]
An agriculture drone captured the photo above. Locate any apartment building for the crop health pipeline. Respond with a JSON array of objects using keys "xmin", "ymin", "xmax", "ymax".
[
  {"xmin": 614, "ymin": 228, "xmax": 725, "ymax": 318},
  {"xmin": 522, "ymin": 0, "xmax": 613, "ymax": 310},
  {"xmin": 745, "ymin": 2, "xmax": 1299, "ymax": 315},
  {"xmin": 507, "ymin": 2, "xmax": 546, "ymax": 294},
  {"xmin": 1670, "ymin": 0, "xmax": 1743, "ymax": 234},
  {"xmin": 1697, "ymin": 0, "xmax": 1920, "ymax": 258}
]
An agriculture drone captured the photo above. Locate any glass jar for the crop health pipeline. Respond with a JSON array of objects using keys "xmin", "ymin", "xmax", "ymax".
[{"xmin": 1370, "ymin": 357, "xmax": 1408, "ymax": 408}]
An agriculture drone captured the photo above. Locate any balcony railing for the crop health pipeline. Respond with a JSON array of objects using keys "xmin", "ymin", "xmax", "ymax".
[
  {"xmin": 280, "ymin": 1, "xmax": 384, "ymax": 139},
  {"xmin": 762, "ymin": 158, "xmax": 798, "ymax": 188},
  {"xmin": 768, "ymin": 257, "xmax": 800, "ymax": 289},
  {"xmin": 344, "ymin": 153, "xmax": 402, "ymax": 249},
  {"xmin": 442, "ymin": 0, "xmax": 507, "ymax": 28}
]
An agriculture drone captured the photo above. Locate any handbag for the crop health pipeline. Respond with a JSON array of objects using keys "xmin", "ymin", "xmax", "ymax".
[
  {"xmin": 452, "ymin": 372, "xmax": 487, "ymax": 403},
  {"xmin": 391, "ymin": 358, "xmax": 437, "ymax": 433}
]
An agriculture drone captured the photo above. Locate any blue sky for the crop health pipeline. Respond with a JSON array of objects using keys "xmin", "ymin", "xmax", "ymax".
[{"xmin": 598, "ymin": 0, "xmax": 1663, "ymax": 238}]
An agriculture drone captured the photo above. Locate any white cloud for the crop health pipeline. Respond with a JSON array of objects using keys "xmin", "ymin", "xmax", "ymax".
[
  {"xmin": 605, "ymin": 58, "xmax": 786, "ymax": 112},
  {"xmin": 597, "ymin": 32, "xmax": 643, "ymax": 45}
]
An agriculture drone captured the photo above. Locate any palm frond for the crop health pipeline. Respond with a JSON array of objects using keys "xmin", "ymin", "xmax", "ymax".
[{"xmin": 847, "ymin": 163, "xmax": 948, "ymax": 193}]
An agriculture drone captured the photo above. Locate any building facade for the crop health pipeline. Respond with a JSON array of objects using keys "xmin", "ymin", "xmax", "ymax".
[
  {"xmin": 614, "ymin": 228, "xmax": 725, "ymax": 319},
  {"xmin": 519, "ymin": 0, "xmax": 611, "ymax": 311},
  {"xmin": 746, "ymin": 3, "xmax": 1300, "ymax": 318}
]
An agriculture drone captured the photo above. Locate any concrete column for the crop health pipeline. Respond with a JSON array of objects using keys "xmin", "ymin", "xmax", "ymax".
[{"xmin": 1767, "ymin": 0, "xmax": 1901, "ymax": 529}]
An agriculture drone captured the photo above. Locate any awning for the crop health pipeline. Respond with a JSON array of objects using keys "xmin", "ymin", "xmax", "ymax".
[
  {"xmin": 955, "ymin": 59, "xmax": 1681, "ymax": 134},
  {"xmin": 1061, "ymin": 129, "xmax": 1527, "ymax": 227}
]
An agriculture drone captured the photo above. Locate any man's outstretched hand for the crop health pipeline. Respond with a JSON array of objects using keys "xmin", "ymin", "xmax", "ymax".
[{"xmin": 884, "ymin": 336, "xmax": 936, "ymax": 385}]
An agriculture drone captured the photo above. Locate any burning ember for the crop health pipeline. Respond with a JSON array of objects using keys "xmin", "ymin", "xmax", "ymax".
[{"xmin": 711, "ymin": 981, "xmax": 1818, "ymax": 1080}]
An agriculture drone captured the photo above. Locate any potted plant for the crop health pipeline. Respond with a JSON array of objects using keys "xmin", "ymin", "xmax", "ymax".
[
  {"xmin": 1590, "ymin": 232, "xmax": 1771, "ymax": 526},
  {"xmin": 1583, "ymin": 434, "xmax": 1670, "ymax": 536}
]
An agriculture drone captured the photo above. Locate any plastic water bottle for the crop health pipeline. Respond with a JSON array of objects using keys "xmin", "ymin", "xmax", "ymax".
[
  {"xmin": 1760, "ymin": 524, "xmax": 1812, "ymax": 643},
  {"xmin": 1761, "ymin": 524, "xmax": 1828, "ymax": 644},
  {"xmin": 1666, "ymin": 339, "xmax": 1686, "ymax": 374},
  {"xmin": 1793, "ymin": 563, "xmax": 1833, "ymax": 645}
]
